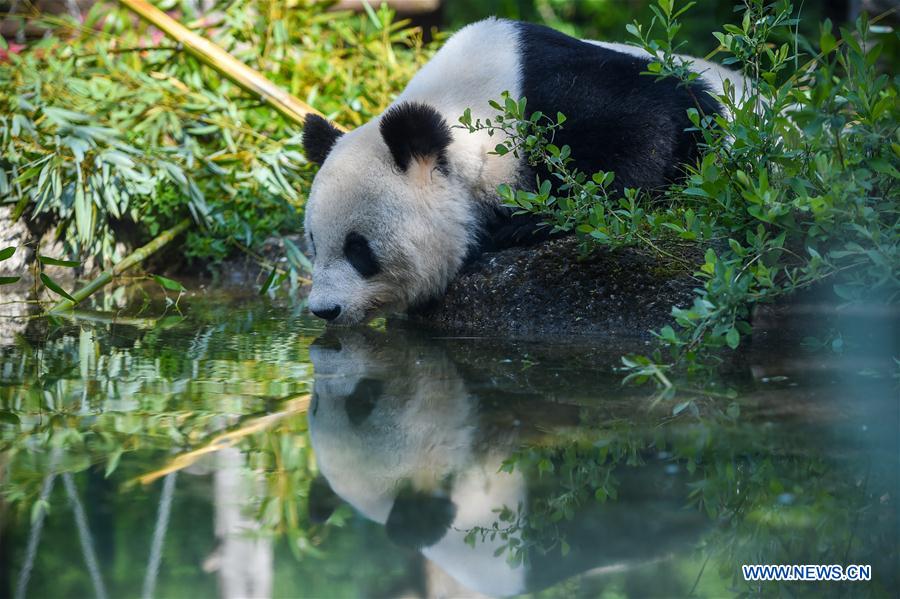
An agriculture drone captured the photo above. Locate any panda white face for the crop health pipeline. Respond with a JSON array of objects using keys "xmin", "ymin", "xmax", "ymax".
[
  {"xmin": 307, "ymin": 329, "xmax": 481, "ymax": 523},
  {"xmin": 303, "ymin": 107, "xmax": 479, "ymax": 325}
]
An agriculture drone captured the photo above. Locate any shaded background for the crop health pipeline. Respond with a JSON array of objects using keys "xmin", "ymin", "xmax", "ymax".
[{"xmin": 3, "ymin": 0, "xmax": 899, "ymax": 50}]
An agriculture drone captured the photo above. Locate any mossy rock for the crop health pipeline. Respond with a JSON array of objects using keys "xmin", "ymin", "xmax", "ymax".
[{"xmin": 410, "ymin": 236, "xmax": 702, "ymax": 338}]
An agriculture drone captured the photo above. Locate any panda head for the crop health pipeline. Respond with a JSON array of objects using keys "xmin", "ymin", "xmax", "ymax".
[
  {"xmin": 302, "ymin": 104, "xmax": 478, "ymax": 325},
  {"xmin": 307, "ymin": 328, "xmax": 477, "ymax": 527}
]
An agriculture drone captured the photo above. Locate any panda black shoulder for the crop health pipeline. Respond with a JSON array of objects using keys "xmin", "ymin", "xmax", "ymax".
[{"xmin": 512, "ymin": 21, "xmax": 721, "ymax": 191}]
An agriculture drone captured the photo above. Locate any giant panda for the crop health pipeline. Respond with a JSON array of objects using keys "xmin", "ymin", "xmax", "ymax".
[
  {"xmin": 302, "ymin": 18, "xmax": 744, "ymax": 324},
  {"xmin": 306, "ymin": 328, "xmax": 709, "ymax": 596}
]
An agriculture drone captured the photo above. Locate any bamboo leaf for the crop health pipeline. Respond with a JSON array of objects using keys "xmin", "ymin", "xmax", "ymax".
[
  {"xmin": 0, "ymin": 276, "xmax": 21, "ymax": 285},
  {"xmin": 0, "ymin": 247, "xmax": 14, "ymax": 261},
  {"xmin": 153, "ymin": 275, "xmax": 186, "ymax": 292},
  {"xmin": 259, "ymin": 266, "xmax": 278, "ymax": 295},
  {"xmin": 40, "ymin": 273, "xmax": 76, "ymax": 302},
  {"xmin": 282, "ymin": 237, "xmax": 313, "ymax": 274},
  {"xmin": 74, "ymin": 171, "xmax": 92, "ymax": 245},
  {"xmin": 38, "ymin": 255, "xmax": 80, "ymax": 268}
]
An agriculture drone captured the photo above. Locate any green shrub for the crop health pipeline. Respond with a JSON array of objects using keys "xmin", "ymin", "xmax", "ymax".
[
  {"xmin": 0, "ymin": 0, "xmax": 435, "ymax": 270},
  {"xmin": 461, "ymin": 0, "xmax": 899, "ymax": 381}
]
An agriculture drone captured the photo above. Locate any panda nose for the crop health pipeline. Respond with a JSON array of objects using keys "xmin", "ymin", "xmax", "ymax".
[{"xmin": 311, "ymin": 305, "xmax": 342, "ymax": 321}]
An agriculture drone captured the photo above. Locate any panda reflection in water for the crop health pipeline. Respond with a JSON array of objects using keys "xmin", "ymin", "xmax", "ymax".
[
  {"xmin": 302, "ymin": 18, "xmax": 744, "ymax": 324},
  {"xmin": 307, "ymin": 329, "xmax": 708, "ymax": 596}
]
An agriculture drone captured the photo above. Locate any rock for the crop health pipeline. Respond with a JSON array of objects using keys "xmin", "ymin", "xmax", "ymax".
[
  {"xmin": 192, "ymin": 235, "xmax": 307, "ymax": 288},
  {"xmin": 410, "ymin": 236, "xmax": 700, "ymax": 338},
  {"xmin": 0, "ymin": 207, "xmax": 112, "ymax": 320},
  {"xmin": 0, "ymin": 206, "xmax": 32, "ymax": 342},
  {"xmin": 0, "ymin": 205, "xmax": 32, "ymax": 277}
]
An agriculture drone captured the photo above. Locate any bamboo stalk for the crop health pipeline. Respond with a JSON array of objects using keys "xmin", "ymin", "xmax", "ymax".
[
  {"xmin": 49, "ymin": 218, "xmax": 191, "ymax": 312},
  {"xmin": 118, "ymin": 0, "xmax": 346, "ymax": 131},
  {"xmin": 50, "ymin": 5, "xmax": 340, "ymax": 311},
  {"xmin": 136, "ymin": 394, "xmax": 311, "ymax": 486},
  {"xmin": 51, "ymin": 309, "xmax": 162, "ymax": 328}
]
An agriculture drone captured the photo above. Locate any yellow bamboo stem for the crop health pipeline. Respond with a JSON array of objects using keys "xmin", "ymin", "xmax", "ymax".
[
  {"xmin": 135, "ymin": 394, "xmax": 311, "ymax": 486},
  {"xmin": 118, "ymin": 0, "xmax": 346, "ymax": 131}
]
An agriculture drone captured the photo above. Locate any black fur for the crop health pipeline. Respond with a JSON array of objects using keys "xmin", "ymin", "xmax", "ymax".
[
  {"xmin": 469, "ymin": 203, "xmax": 557, "ymax": 260},
  {"xmin": 344, "ymin": 232, "xmax": 381, "ymax": 278},
  {"xmin": 303, "ymin": 114, "xmax": 343, "ymax": 165},
  {"xmin": 385, "ymin": 485, "xmax": 456, "ymax": 549},
  {"xmin": 469, "ymin": 23, "xmax": 722, "ymax": 256},
  {"xmin": 345, "ymin": 377, "xmax": 383, "ymax": 426},
  {"xmin": 380, "ymin": 102, "xmax": 453, "ymax": 174},
  {"xmin": 307, "ymin": 474, "xmax": 341, "ymax": 524},
  {"xmin": 515, "ymin": 22, "xmax": 721, "ymax": 192}
]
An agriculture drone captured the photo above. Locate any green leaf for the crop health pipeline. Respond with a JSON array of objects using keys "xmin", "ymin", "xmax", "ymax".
[
  {"xmin": 74, "ymin": 179, "xmax": 92, "ymax": 245},
  {"xmin": 105, "ymin": 449, "xmax": 123, "ymax": 478},
  {"xmin": 361, "ymin": 0, "xmax": 382, "ymax": 29},
  {"xmin": 38, "ymin": 255, "xmax": 80, "ymax": 268},
  {"xmin": 0, "ymin": 276, "xmax": 21, "ymax": 285},
  {"xmin": 0, "ymin": 247, "xmax": 14, "ymax": 261},
  {"xmin": 673, "ymin": 401, "xmax": 691, "ymax": 415},
  {"xmin": 153, "ymin": 275, "xmax": 186, "ymax": 293},
  {"xmin": 0, "ymin": 411, "xmax": 20, "ymax": 424},
  {"xmin": 725, "ymin": 327, "xmax": 740, "ymax": 349},
  {"xmin": 259, "ymin": 267, "xmax": 278, "ymax": 295},
  {"xmin": 283, "ymin": 237, "xmax": 313, "ymax": 274},
  {"xmin": 31, "ymin": 499, "xmax": 49, "ymax": 524},
  {"xmin": 40, "ymin": 273, "xmax": 75, "ymax": 302}
]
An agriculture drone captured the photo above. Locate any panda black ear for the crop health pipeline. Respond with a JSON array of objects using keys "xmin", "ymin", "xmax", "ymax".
[
  {"xmin": 379, "ymin": 102, "xmax": 452, "ymax": 175},
  {"xmin": 307, "ymin": 474, "xmax": 342, "ymax": 524},
  {"xmin": 385, "ymin": 485, "xmax": 456, "ymax": 549},
  {"xmin": 303, "ymin": 114, "xmax": 343, "ymax": 165}
]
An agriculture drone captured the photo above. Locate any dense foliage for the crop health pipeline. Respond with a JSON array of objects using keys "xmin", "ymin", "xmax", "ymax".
[
  {"xmin": 0, "ymin": 0, "xmax": 434, "ymax": 272},
  {"xmin": 462, "ymin": 0, "xmax": 898, "ymax": 379}
]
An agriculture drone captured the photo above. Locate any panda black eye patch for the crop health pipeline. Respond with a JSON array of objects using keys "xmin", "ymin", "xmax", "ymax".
[{"xmin": 343, "ymin": 232, "xmax": 381, "ymax": 278}]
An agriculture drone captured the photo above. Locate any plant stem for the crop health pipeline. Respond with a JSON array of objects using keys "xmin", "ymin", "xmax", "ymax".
[
  {"xmin": 49, "ymin": 218, "xmax": 191, "ymax": 312},
  {"xmin": 117, "ymin": 0, "xmax": 345, "ymax": 131}
]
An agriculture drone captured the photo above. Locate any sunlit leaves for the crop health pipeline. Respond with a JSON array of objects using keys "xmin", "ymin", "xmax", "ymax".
[
  {"xmin": 0, "ymin": 246, "xmax": 16, "ymax": 284},
  {"xmin": 0, "ymin": 0, "xmax": 430, "ymax": 271}
]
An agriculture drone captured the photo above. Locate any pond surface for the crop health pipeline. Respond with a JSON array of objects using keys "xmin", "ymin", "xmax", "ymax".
[{"xmin": 0, "ymin": 288, "xmax": 897, "ymax": 598}]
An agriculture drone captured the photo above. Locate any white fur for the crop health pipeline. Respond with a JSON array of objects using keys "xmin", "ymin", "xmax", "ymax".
[
  {"xmin": 305, "ymin": 20, "xmax": 746, "ymax": 324},
  {"xmin": 587, "ymin": 40, "xmax": 747, "ymax": 108},
  {"xmin": 308, "ymin": 332, "xmax": 479, "ymax": 522},
  {"xmin": 305, "ymin": 20, "xmax": 524, "ymax": 323}
]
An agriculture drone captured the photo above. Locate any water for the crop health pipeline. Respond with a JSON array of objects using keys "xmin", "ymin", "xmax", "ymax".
[{"xmin": 0, "ymin": 288, "xmax": 897, "ymax": 598}]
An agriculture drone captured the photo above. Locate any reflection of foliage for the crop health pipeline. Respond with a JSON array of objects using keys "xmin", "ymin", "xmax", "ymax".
[
  {"xmin": 0, "ymin": 294, "xmax": 318, "ymax": 511},
  {"xmin": 0, "ymin": 298, "xmax": 426, "ymax": 596},
  {"xmin": 1, "ymin": 297, "xmax": 896, "ymax": 595},
  {"xmin": 464, "ymin": 436, "xmax": 630, "ymax": 565},
  {"xmin": 463, "ymin": 410, "xmax": 897, "ymax": 595},
  {"xmin": 247, "ymin": 415, "xmax": 346, "ymax": 560},
  {"xmin": 682, "ymin": 425, "xmax": 897, "ymax": 595}
]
